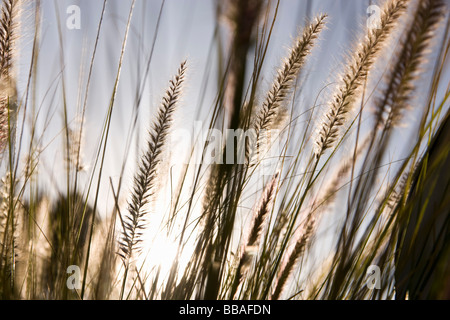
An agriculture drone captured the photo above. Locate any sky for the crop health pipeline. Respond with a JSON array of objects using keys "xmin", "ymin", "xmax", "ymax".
[{"xmin": 14, "ymin": 0, "xmax": 449, "ymax": 219}]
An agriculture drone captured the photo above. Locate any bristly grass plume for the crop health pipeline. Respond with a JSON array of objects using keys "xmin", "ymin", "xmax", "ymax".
[
  {"xmin": 315, "ymin": 0, "xmax": 408, "ymax": 157},
  {"xmin": 253, "ymin": 14, "xmax": 326, "ymax": 154},
  {"xmin": 0, "ymin": 0, "xmax": 18, "ymax": 153},
  {"xmin": 119, "ymin": 61, "xmax": 187, "ymax": 294}
]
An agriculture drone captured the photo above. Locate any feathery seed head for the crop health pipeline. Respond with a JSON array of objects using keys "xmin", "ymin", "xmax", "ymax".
[
  {"xmin": 0, "ymin": 0, "xmax": 19, "ymax": 155},
  {"xmin": 315, "ymin": 0, "xmax": 408, "ymax": 157},
  {"xmin": 247, "ymin": 172, "xmax": 279, "ymax": 247},
  {"xmin": 253, "ymin": 14, "xmax": 327, "ymax": 158},
  {"xmin": 120, "ymin": 60, "xmax": 187, "ymax": 264},
  {"xmin": 374, "ymin": 0, "xmax": 446, "ymax": 131}
]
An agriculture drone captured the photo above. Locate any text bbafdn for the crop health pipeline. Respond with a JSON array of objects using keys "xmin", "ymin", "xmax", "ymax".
[{"xmin": 224, "ymin": 304, "xmax": 270, "ymax": 315}]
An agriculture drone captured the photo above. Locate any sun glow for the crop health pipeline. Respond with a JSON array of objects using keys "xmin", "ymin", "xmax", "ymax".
[
  {"xmin": 140, "ymin": 234, "xmax": 180, "ymax": 279},
  {"xmin": 133, "ymin": 167, "xmax": 199, "ymax": 295}
]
